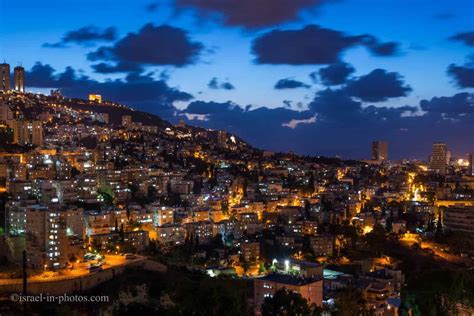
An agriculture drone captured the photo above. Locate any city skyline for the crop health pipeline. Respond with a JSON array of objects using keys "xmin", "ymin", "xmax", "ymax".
[
  {"xmin": 1, "ymin": 2, "xmax": 474, "ymax": 313},
  {"xmin": 1, "ymin": 0, "xmax": 473, "ymax": 159},
  {"xmin": 0, "ymin": 88, "xmax": 473, "ymax": 314}
]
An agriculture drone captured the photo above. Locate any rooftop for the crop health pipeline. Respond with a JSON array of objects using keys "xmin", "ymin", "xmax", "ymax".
[{"xmin": 258, "ymin": 273, "xmax": 322, "ymax": 286}]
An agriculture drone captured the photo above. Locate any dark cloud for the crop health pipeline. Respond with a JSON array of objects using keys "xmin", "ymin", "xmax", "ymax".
[
  {"xmin": 448, "ymin": 63, "xmax": 474, "ymax": 88},
  {"xmin": 308, "ymin": 89, "xmax": 362, "ymax": 121},
  {"xmin": 23, "ymin": 63, "xmax": 57, "ymax": 87},
  {"xmin": 363, "ymin": 39, "xmax": 398, "ymax": 56},
  {"xmin": 175, "ymin": 0, "xmax": 329, "ymax": 28},
  {"xmin": 183, "ymin": 100, "xmax": 313, "ymax": 146},
  {"xmin": 449, "ymin": 32, "xmax": 474, "ymax": 47},
  {"xmin": 208, "ymin": 77, "xmax": 235, "ymax": 90},
  {"xmin": 221, "ymin": 82, "xmax": 235, "ymax": 90},
  {"xmin": 182, "ymin": 91, "xmax": 473, "ymax": 159},
  {"xmin": 252, "ymin": 25, "xmax": 400, "ymax": 65},
  {"xmin": 26, "ymin": 63, "xmax": 82, "ymax": 87},
  {"xmin": 316, "ymin": 62, "xmax": 355, "ymax": 85},
  {"xmin": 283, "ymin": 100, "xmax": 293, "ymax": 108},
  {"xmin": 274, "ymin": 78, "xmax": 310, "ymax": 89},
  {"xmin": 282, "ymin": 100, "xmax": 305, "ymax": 109},
  {"xmin": 26, "ymin": 62, "xmax": 192, "ymax": 120},
  {"xmin": 91, "ymin": 62, "xmax": 143, "ymax": 74},
  {"xmin": 344, "ymin": 69, "xmax": 412, "ymax": 102},
  {"xmin": 186, "ymin": 100, "xmax": 241, "ymax": 114},
  {"xmin": 208, "ymin": 77, "xmax": 219, "ymax": 89},
  {"xmin": 159, "ymin": 70, "xmax": 171, "ymax": 81},
  {"xmin": 88, "ymin": 24, "xmax": 203, "ymax": 69},
  {"xmin": 420, "ymin": 93, "xmax": 474, "ymax": 117},
  {"xmin": 44, "ymin": 26, "xmax": 116, "ymax": 48}
]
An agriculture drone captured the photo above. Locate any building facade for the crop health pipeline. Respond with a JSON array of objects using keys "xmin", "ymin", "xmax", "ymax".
[
  {"xmin": 8, "ymin": 120, "xmax": 44, "ymax": 146},
  {"xmin": 13, "ymin": 66, "xmax": 25, "ymax": 92},
  {"xmin": 89, "ymin": 94, "xmax": 102, "ymax": 103},
  {"xmin": 254, "ymin": 274, "xmax": 323, "ymax": 315},
  {"xmin": 429, "ymin": 142, "xmax": 449, "ymax": 175},
  {"xmin": 443, "ymin": 206, "xmax": 474, "ymax": 236},
  {"xmin": 0, "ymin": 63, "xmax": 10, "ymax": 91},
  {"xmin": 372, "ymin": 141, "xmax": 388, "ymax": 162},
  {"xmin": 310, "ymin": 235, "xmax": 335, "ymax": 257},
  {"xmin": 469, "ymin": 153, "xmax": 474, "ymax": 176}
]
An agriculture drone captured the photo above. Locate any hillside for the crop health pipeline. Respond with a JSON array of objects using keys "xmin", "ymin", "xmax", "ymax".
[{"xmin": 0, "ymin": 91, "xmax": 256, "ymax": 153}]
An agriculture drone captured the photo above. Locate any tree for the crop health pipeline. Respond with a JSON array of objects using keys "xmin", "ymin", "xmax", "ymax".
[
  {"xmin": 365, "ymin": 224, "xmax": 387, "ymax": 256},
  {"xmin": 221, "ymin": 202, "xmax": 229, "ymax": 215},
  {"xmin": 166, "ymin": 181, "xmax": 172, "ymax": 194},
  {"xmin": 241, "ymin": 258, "xmax": 250, "ymax": 275},
  {"xmin": 386, "ymin": 209, "xmax": 394, "ymax": 233},
  {"xmin": 69, "ymin": 254, "xmax": 77, "ymax": 269},
  {"xmin": 126, "ymin": 203, "xmax": 131, "ymax": 221},
  {"xmin": 98, "ymin": 184, "xmax": 114, "ymax": 206},
  {"xmin": 128, "ymin": 183, "xmax": 139, "ymax": 200},
  {"xmin": 210, "ymin": 233, "xmax": 224, "ymax": 249},
  {"xmin": 334, "ymin": 286, "xmax": 366, "ymax": 316},
  {"xmin": 341, "ymin": 223, "xmax": 360, "ymax": 247},
  {"xmin": 70, "ymin": 166, "xmax": 81, "ymax": 178},
  {"xmin": 193, "ymin": 178, "xmax": 203, "ymax": 194},
  {"xmin": 80, "ymin": 135, "xmax": 98, "ymax": 149},
  {"xmin": 435, "ymin": 212, "xmax": 443, "ymax": 240},
  {"xmin": 303, "ymin": 173, "xmax": 315, "ymax": 196},
  {"xmin": 0, "ymin": 126, "xmax": 13, "ymax": 145},
  {"xmin": 243, "ymin": 178, "xmax": 248, "ymax": 198},
  {"xmin": 120, "ymin": 223, "xmax": 125, "ymax": 242},
  {"xmin": 426, "ymin": 215, "xmax": 435, "ymax": 233},
  {"xmin": 147, "ymin": 185, "xmax": 157, "ymax": 201},
  {"xmin": 261, "ymin": 288, "xmax": 311, "ymax": 316},
  {"xmin": 303, "ymin": 200, "xmax": 312, "ymax": 220}
]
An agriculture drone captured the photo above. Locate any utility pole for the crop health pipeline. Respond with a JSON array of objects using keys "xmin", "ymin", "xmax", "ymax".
[{"xmin": 22, "ymin": 250, "xmax": 27, "ymax": 295}]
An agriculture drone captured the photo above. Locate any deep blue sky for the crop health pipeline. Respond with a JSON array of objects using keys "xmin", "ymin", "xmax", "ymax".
[{"xmin": 1, "ymin": 0, "xmax": 473, "ymax": 159}]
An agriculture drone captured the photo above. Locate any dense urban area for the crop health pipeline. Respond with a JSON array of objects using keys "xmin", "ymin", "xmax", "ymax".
[{"xmin": 0, "ymin": 63, "xmax": 473, "ymax": 315}]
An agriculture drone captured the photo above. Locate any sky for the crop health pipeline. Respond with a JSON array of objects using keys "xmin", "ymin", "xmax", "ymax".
[{"xmin": 1, "ymin": 0, "xmax": 473, "ymax": 160}]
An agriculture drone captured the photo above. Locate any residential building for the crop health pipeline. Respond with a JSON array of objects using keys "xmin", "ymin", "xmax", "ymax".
[
  {"xmin": 254, "ymin": 274, "xmax": 323, "ymax": 315},
  {"xmin": 0, "ymin": 63, "xmax": 10, "ymax": 91},
  {"xmin": 443, "ymin": 206, "xmax": 474, "ymax": 236},
  {"xmin": 13, "ymin": 66, "xmax": 25, "ymax": 92},
  {"xmin": 469, "ymin": 153, "xmax": 474, "ymax": 176},
  {"xmin": 429, "ymin": 143, "xmax": 449, "ymax": 175},
  {"xmin": 9, "ymin": 120, "xmax": 43, "ymax": 146},
  {"xmin": 240, "ymin": 241, "xmax": 260, "ymax": 262},
  {"xmin": 88, "ymin": 94, "xmax": 102, "ymax": 103},
  {"xmin": 310, "ymin": 235, "xmax": 335, "ymax": 257},
  {"xmin": 372, "ymin": 141, "xmax": 388, "ymax": 162}
]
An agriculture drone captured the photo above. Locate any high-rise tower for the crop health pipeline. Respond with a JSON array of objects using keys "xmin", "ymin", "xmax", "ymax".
[
  {"xmin": 429, "ymin": 142, "xmax": 449, "ymax": 175},
  {"xmin": 469, "ymin": 153, "xmax": 474, "ymax": 176},
  {"xmin": 372, "ymin": 141, "xmax": 388, "ymax": 162},
  {"xmin": 0, "ymin": 63, "xmax": 11, "ymax": 91},
  {"xmin": 14, "ymin": 66, "xmax": 25, "ymax": 93}
]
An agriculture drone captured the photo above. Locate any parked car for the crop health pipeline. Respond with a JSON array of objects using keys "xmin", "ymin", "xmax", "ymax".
[
  {"xmin": 89, "ymin": 265, "xmax": 103, "ymax": 273},
  {"xmin": 124, "ymin": 253, "xmax": 136, "ymax": 260}
]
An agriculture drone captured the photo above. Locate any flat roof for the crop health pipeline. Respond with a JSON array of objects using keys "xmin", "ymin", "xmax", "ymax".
[
  {"xmin": 290, "ymin": 259, "xmax": 322, "ymax": 268},
  {"xmin": 258, "ymin": 273, "xmax": 322, "ymax": 286}
]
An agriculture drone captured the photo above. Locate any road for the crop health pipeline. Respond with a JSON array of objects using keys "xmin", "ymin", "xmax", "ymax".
[
  {"xmin": 399, "ymin": 235, "xmax": 471, "ymax": 265},
  {"xmin": 0, "ymin": 255, "xmax": 144, "ymax": 285}
]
